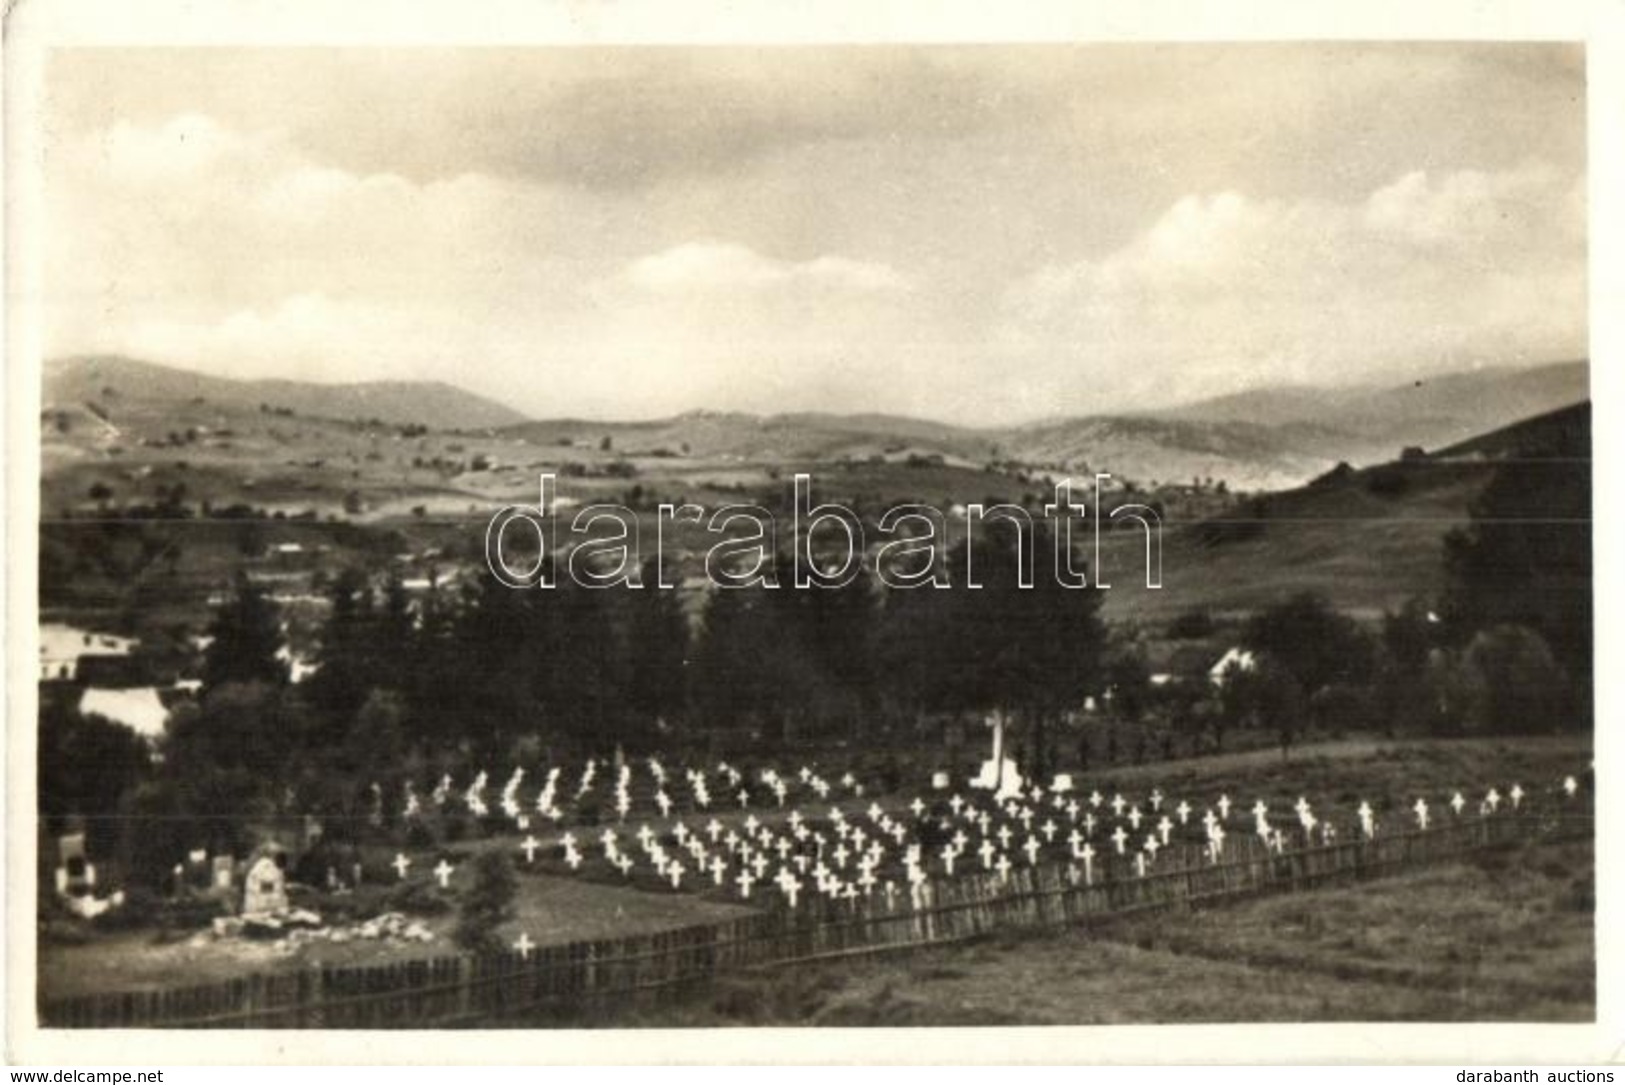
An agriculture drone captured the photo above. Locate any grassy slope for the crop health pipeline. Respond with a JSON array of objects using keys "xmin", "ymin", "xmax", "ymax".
[
  {"xmin": 591, "ymin": 839, "xmax": 1593, "ymax": 1027},
  {"xmin": 1098, "ymin": 460, "xmax": 1495, "ymax": 628}
]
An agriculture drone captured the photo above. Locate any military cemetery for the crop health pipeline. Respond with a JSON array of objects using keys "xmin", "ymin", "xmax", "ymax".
[{"xmin": 27, "ymin": 38, "xmax": 1594, "ymax": 1037}]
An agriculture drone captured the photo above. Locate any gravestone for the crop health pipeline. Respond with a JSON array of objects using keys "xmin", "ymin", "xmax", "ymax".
[
  {"xmin": 242, "ymin": 853, "xmax": 289, "ymax": 916},
  {"xmin": 55, "ymin": 832, "xmax": 94, "ymax": 898}
]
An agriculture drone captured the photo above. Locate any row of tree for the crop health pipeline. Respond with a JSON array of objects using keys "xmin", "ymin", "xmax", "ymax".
[{"xmin": 198, "ymin": 519, "xmax": 1110, "ymax": 777}]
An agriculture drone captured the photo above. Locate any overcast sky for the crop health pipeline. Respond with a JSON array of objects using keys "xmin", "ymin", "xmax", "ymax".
[{"xmin": 43, "ymin": 44, "xmax": 1585, "ymax": 424}]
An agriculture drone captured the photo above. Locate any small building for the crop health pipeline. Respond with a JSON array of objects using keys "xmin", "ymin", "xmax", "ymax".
[
  {"xmin": 39, "ymin": 623, "xmax": 138, "ymax": 682},
  {"xmin": 77, "ymin": 686, "xmax": 170, "ymax": 740},
  {"xmin": 1145, "ymin": 643, "xmax": 1218, "ymax": 688},
  {"xmin": 276, "ymin": 645, "xmax": 319, "ymax": 684},
  {"xmin": 1209, "ymin": 646, "xmax": 1257, "ymax": 687}
]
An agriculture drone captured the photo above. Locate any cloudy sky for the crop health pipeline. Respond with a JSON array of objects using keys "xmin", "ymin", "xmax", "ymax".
[{"xmin": 44, "ymin": 44, "xmax": 1585, "ymax": 424}]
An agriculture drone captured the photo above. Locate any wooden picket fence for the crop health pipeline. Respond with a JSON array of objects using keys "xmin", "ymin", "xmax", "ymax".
[{"xmin": 40, "ymin": 810, "xmax": 1591, "ymax": 1028}]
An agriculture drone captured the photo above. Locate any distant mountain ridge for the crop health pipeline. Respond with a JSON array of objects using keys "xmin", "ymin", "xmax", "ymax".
[
  {"xmin": 45, "ymin": 356, "xmax": 531, "ymax": 430},
  {"xmin": 1149, "ymin": 361, "xmax": 1588, "ymax": 447},
  {"xmin": 43, "ymin": 355, "xmax": 1588, "ymax": 491}
]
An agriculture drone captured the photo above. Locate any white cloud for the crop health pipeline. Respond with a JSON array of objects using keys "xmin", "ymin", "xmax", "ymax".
[
  {"xmin": 999, "ymin": 164, "xmax": 1586, "ymax": 406},
  {"xmin": 623, "ymin": 242, "xmax": 912, "ymax": 295},
  {"xmin": 45, "ymin": 114, "xmax": 937, "ymax": 417},
  {"xmin": 45, "ymin": 105, "xmax": 1585, "ymax": 424}
]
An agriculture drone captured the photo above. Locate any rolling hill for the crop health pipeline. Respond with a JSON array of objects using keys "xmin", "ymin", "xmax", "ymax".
[
  {"xmin": 41, "ymin": 355, "xmax": 1589, "ymax": 498},
  {"xmin": 1096, "ymin": 399, "xmax": 1591, "ymax": 630},
  {"xmin": 45, "ymin": 356, "xmax": 530, "ymax": 431},
  {"xmin": 1149, "ymin": 360, "xmax": 1588, "ymax": 452}
]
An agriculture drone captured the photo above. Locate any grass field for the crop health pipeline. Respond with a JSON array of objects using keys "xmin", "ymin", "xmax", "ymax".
[
  {"xmin": 37, "ymin": 872, "xmax": 751, "ymax": 1000},
  {"xmin": 587, "ymin": 838, "xmax": 1593, "ymax": 1027}
]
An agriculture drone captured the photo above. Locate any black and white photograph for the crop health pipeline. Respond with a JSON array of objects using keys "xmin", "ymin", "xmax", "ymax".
[{"xmin": 5, "ymin": 0, "xmax": 1612, "ymax": 1065}]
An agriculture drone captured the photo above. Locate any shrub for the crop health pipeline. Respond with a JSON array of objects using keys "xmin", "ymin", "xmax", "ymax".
[
  {"xmin": 1167, "ymin": 608, "xmax": 1217, "ymax": 640},
  {"xmin": 454, "ymin": 851, "xmax": 517, "ymax": 955}
]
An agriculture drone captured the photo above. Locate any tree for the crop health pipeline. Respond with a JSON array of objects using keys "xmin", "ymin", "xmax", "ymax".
[
  {"xmin": 143, "ymin": 680, "xmax": 295, "ymax": 874},
  {"xmin": 343, "ymin": 689, "xmax": 408, "ymax": 776},
  {"xmin": 455, "ymin": 850, "xmax": 517, "ymax": 955},
  {"xmin": 306, "ymin": 567, "xmax": 378, "ymax": 726},
  {"xmin": 201, "ymin": 574, "xmax": 286, "ymax": 693},
  {"xmin": 545, "ymin": 572, "xmax": 630, "ymax": 757},
  {"xmin": 1460, "ymin": 624, "xmax": 1568, "ymax": 734},
  {"xmin": 1221, "ymin": 653, "xmax": 1305, "ymax": 758},
  {"xmin": 1443, "ymin": 412, "xmax": 1591, "ymax": 723},
  {"xmin": 622, "ymin": 558, "xmax": 690, "ymax": 752},
  {"xmin": 1242, "ymin": 592, "xmax": 1374, "ymax": 698},
  {"xmin": 38, "ymin": 700, "xmax": 153, "ymax": 858},
  {"xmin": 451, "ymin": 562, "xmax": 553, "ymax": 760},
  {"xmin": 691, "ymin": 570, "xmax": 793, "ymax": 745},
  {"xmin": 780, "ymin": 566, "xmax": 879, "ymax": 742},
  {"xmin": 927, "ymin": 520, "xmax": 1105, "ymax": 782},
  {"xmin": 1105, "ymin": 648, "xmax": 1151, "ymax": 722}
]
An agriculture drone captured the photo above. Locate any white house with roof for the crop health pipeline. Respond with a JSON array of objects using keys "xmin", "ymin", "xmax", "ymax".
[
  {"xmin": 1209, "ymin": 646, "xmax": 1257, "ymax": 687},
  {"xmin": 78, "ymin": 686, "xmax": 169, "ymax": 741},
  {"xmin": 39, "ymin": 623, "xmax": 138, "ymax": 682}
]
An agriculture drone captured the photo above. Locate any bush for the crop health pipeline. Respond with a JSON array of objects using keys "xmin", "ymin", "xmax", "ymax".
[
  {"xmin": 440, "ymin": 812, "xmax": 470, "ymax": 843},
  {"xmin": 1166, "ymin": 608, "xmax": 1217, "ymax": 640},
  {"xmin": 1461, "ymin": 624, "xmax": 1568, "ymax": 734},
  {"xmin": 404, "ymin": 820, "xmax": 435, "ymax": 849},
  {"xmin": 89, "ymin": 885, "xmax": 165, "ymax": 931},
  {"xmin": 454, "ymin": 851, "xmax": 517, "ymax": 955}
]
